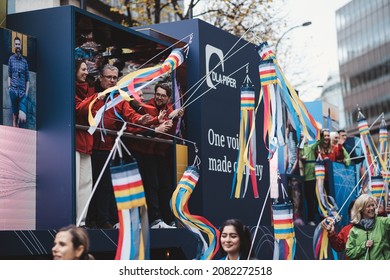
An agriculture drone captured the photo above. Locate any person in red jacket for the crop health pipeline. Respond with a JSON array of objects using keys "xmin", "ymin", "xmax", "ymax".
[
  {"xmin": 75, "ymin": 60, "xmax": 95, "ymax": 227},
  {"xmin": 87, "ymin": 64, "xmax": 156, "ymax": 229},
  {"xmin": 326, "ymin": 200, "xmax": 355, "ymax": 254},
  {"xmin": 127, "ymin": 81, "xmax": 183, "ymax": 229}
]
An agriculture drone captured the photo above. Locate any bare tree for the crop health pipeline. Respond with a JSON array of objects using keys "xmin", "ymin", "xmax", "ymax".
[
  {"xmin": 194, "ymin": 0, "xmax": 287, "ymax": 44},
  {"xmin": 105, "ymin": 0, "xmax": 198, "ymax": 26},
  {"xmin": 104, "ymin": 0, "xmax": 286, "ymax": 42}
]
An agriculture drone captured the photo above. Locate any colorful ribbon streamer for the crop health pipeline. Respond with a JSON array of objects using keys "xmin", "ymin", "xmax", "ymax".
[
  {"xmin": 314, "ymin": 159, "xmax": 339, "ymax": 218},
  {"xmin": 357, "ymin": 110, "xmax": 388, "ymax": 204},
  {"xmin": 171, "ymin": 166, "xmax": 220, "ymax": 260},
  {"xmin": 257, "ymin": 42, "xmax": 319, "ymax": 159},
  {"xmin": 272, "ymin": 202, "xmax": 296, "ymax": 260},
  {"xmin": 88, "ymin": 46, "xmax": 189, "ymax": 134},
  {"xmin": 231, "ymin": 86, "xmax": 259, "ymax": 198},
  {"xmin": 111, "ymin": 161, "xmax": 149, "ymax": 260}
]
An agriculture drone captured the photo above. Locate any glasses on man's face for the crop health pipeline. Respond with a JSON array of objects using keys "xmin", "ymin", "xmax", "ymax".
[
  {"xmin": 102, "ymin": 75, "xmax": 118, "ymax": 81},
  {"xmin": 155, "ymin": 92, "xmax": 168, "ymax": 98}
]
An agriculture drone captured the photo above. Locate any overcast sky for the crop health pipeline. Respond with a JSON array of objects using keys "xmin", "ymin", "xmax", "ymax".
[{"xmin": 280, "ymin": 0, "xmax": 351, "ymax": 101}]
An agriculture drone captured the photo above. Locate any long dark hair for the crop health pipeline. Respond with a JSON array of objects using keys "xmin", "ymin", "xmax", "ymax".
[
  {"xmin": 75, "ymin": 59, "xmax": 94, "ymax": 86},
  {"xmin": 219, "ymin": 219, "xmax": 253, "ymax": 260},
  {"xmin": 75, "ymin": 59, "xmax": 86, "ymax": 78},
  {"xmin": 57, "ymin": 225, "xmax": 94, "ymax": 260}
]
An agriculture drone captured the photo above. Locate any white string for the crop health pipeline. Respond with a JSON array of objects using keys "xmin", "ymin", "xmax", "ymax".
[
  {"xmin": 179, "ymin": 42, "xmax": 251, "ymax": 109},
  {"xmin": 332, "ymin": 158, "xmax": 377, "ymax": 222},
  {"xmin": 248, "ymin": 186, "xmax": 270, "ymax": 259},
  {"xmin": 76, "ymin": 123, "xmax": 127, "ymax": 227},
  {"xmin": 182, "ymin": 62, "xmax": 250, "ymax": 109},
  {"xmin": 135, "ymin": 33, "xmax": 193, "ymax": 70},
  {"xmin": 348, "ymin": 112, "xmax": 384, "ymax": 157},
  {"xmin": 175, "ymin": 24, "xmax": 256, "ymax": 109}
]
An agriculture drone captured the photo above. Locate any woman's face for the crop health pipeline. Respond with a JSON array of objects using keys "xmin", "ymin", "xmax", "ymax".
[
  {"xmin": 76, "ymin": 62, "xmax": 88, "ymax": 83},
  {"xmin": 52, "ymin": 231, "xmax": 83, "ymax": 260},
  {"xmin": 362, "ymin": 199, "xmax": 376, "ymax": 219},
  {"xmin": 221, "ymin": 225, "xmax": 240, "ymax": 258}
]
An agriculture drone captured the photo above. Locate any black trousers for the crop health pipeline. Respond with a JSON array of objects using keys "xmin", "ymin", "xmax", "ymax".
[
  {"xmin": 89, "ymin": 150, "xmax": 118, "ymax": 227},
  {"xmin": 132, "ymin": 151, "xmax": 175, "ymax": 224}
]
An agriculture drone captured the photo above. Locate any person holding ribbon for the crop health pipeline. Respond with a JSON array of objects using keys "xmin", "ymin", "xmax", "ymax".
[{"xmin": 346, "ymin": 194, "xmax": 390, "ymax": 260}]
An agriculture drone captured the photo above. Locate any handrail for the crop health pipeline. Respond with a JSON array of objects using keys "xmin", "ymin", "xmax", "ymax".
[{"xmin": 75, "ymin": 124, "xmax": 174, "ymax": 145}]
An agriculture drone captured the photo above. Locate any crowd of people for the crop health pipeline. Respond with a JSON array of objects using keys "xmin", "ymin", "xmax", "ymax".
[
  {"xmin": 300, "ymin": 128, "xmax": 351, "ymax": 226},
  {"xmin": 71, "ymin": 59, "xmax": 390, "ymax": 261},
  {"xmin": 75, "ymin": 59, "xmax": 182, "ymax": 229}
]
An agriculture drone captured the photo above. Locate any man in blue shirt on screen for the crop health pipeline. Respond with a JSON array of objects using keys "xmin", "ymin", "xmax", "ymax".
[{"xmin": 8, "ymin": 36, "xmax": 30, "ymax": 127}]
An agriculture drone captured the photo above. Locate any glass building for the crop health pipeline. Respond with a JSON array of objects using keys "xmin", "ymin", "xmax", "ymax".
[{"xmin": 336, "ymin": 0, "xmax": 390, "ymax": 135}]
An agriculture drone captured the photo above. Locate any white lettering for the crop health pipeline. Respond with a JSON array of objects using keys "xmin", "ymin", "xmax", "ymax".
[
  {"xmin": 208, "ymin": 156, "xmax": 232, "ymax": 173},
  {"xmin": 207, "ymin": 128, "xmax": 225, "ymax": 147}
]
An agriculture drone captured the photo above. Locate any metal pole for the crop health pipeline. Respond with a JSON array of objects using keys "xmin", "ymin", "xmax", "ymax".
[
  {"xmin": 80, "ymin": 0, "xmax": 87, "ymax": 10},
  {"xmin": 275, "ymin": 21, "xmax": 312, "ymax": 55}
]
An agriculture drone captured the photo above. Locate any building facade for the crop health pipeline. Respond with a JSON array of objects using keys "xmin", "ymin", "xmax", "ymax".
[
  {"xmin": 336, "ymin": 0, "xmax": 390, "ymax": 135},
  {"xmin": 321, "ymin": 70, "xmax": 345, "ymax": 129}
]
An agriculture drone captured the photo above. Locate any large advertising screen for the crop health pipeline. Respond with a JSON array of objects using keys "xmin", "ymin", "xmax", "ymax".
[{"xmin": 1, "ymin": 28, "xmax": 37, "ymax": 130}]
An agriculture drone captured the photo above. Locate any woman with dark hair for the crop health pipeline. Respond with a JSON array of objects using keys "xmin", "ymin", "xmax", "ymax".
[
  {"xmin": 219, "ymin": 219, "xmax": 253, "ymax": 260},
  {"xmin": 75, "ymin": 59, "xmax": 95, "ymax": 227},
  {"xmin": 52, "ymin": 225, "xmax": 94, "ymax": 260}
]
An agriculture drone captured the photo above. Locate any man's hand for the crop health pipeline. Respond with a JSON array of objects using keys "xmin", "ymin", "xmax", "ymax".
[
  {"xmin": 137, "ymin": 114, "xmax": 153, "ymax": 125},
  {"xmin": 158, "ymin": 110, "xmax": 167, "ymax": 123},
  {"xmin": 168, "ymin": 108, "xmax": 184, "ymax": 119},
  {"xmin": 155, "ymin": 120, "xmax": 173, "ymax": 134}
]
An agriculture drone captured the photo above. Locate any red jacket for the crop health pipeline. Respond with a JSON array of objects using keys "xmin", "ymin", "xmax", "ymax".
[
  {"xmin": 328, "ymin": 223, "xmax": 353, "ymax": 255},
  {"xmin": 75, "ymin": 82, "xmax": 95, "ymax": 154},
  {"xmin": 127, "ymin": 99, "xmax": 177, "ymax": 157},
  {"xmin": 91, "ymin": 95, "xmax": 155, "ymax": 151}
]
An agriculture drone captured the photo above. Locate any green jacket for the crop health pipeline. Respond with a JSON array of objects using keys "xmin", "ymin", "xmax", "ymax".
[
  {"xmin": 301, "ymin": 140, "xmax": 320, "ymax": 181},
  {"xmin": 346, "ymin": 216, "xmax": 390, "ymax": 260}
]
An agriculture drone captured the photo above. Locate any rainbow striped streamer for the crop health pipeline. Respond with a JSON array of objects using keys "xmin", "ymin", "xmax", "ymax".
[
  {"xmin": 231, "ymin": 86, "xmax": 259, "ymax": 198},
  {"xmin": 378, "ymin": 117, "xmax": 388, "ymax": 168},
  {"xmin": 256, "ymin": 42, "xmax": 319, "ymax": 159},
  {"xmin": 357, "ymin": 110, "xmax": 388, "ymax": 203},
  {"xmin": 313, "ymin": 217, "xmax": 339, "ymax": 260},
  {"xmin": 171, "ymin": 166, "xmax": 220, "ymax": 260},
  {"xmin": 313, "ymin": 215, "xmax": 340, "ymax": 260},
  {"xmin": 110, "ymin": 162, "xmax": 149, "ymax": 260},
  {"xmin": 370, "ymin": 176, "xmax": 385, "ymax": 200},
  {"xmin": 88, "ymin": 47, "xmax": 188, "ymax": 133},
  {"xmin": 272, "ymin": 202, "xmax": 296, "ymax": 260},
  {"xmin": 315, "ymin": 161, "xmax": 338, "ymax": 218}
]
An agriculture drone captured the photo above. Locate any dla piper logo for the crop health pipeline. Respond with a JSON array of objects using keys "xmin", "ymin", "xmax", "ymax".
[{"xmin": 205, "ymin": 44, "xmax": 237, "ymax": 89}]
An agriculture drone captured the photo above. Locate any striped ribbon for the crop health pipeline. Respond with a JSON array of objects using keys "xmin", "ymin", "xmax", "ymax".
[
  {"xmin": 370, "ymin": 176, "xmax": 385, "ymax": 199},
  {"xmin": 256, "ymin": 42, "xmax": 319, "ymax": 160},
  {"xmin": 272, "ymin": 202, "xmax": 296, "ymax": 260},
  {"xmin": 110, "ymin": 161, "xmax": 149, "ymax": 260},
  {"xmin": 232, "ymin": 86, "xmax": 259, "ymax": 198},
  {"xmin": 171, "ymin": 166, "xmax": 220, "ymax": 260}
]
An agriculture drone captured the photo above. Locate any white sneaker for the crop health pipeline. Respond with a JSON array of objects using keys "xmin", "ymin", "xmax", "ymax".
[
  {"xmin": 113, "ymin": 223, "xmax": 120, "ymax": 229},
  {"xmin": 150, "ymin": 219, "xmax": 175, "ymax": 229}
]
